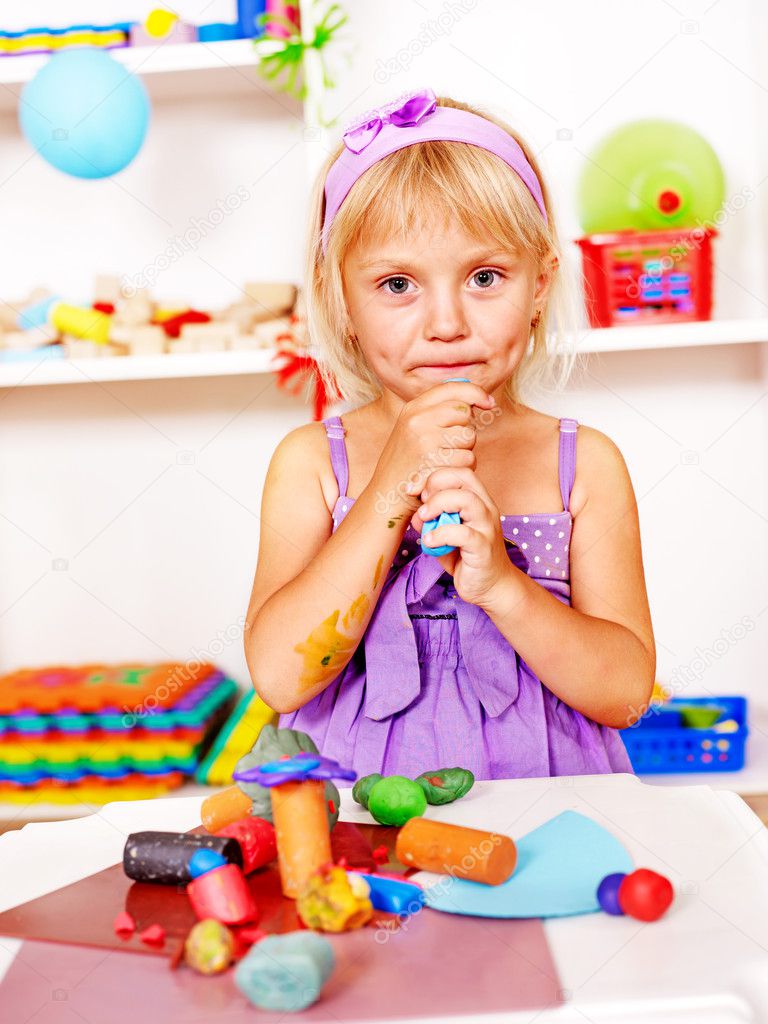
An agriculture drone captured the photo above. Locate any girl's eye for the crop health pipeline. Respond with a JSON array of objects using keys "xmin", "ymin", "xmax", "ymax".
[
  {"xmin": 381, "ymin": 276, "xmax": 412, "ymax": 295},
  {"xmin": 471, "ymin": 269, "xmax": 502, "ymax": 289}
]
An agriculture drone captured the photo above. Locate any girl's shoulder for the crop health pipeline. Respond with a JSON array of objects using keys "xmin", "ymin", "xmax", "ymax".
[{"xmin": 567, "ymin": 420, "xmax": 633, "ymax": 520}]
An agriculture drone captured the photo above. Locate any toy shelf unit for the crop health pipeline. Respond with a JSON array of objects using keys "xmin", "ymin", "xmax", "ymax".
[
  {"xmin": 620, "ymin": 696, "xmax": 748, "ymax": 775},
  {"xmin": 576, "ymin": 227, "xmax": 716, "ymax": 329}
]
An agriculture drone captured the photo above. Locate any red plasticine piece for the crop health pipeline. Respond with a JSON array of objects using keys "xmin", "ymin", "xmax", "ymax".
[
  {"xmin": 187, "ymin": 864, "xmax": 259, "ymax": 926},
  {"xmin": 155, "ymin": 309, "xmax": 210, "ymax": 339},
  {"xmin": 618, "ymin": 869, "xmax": 674, "ymax": 922},
  {"xmin": 236, "ymin": 926, "xmax": 267, "ymax": 945},
  {"xmin": 112, "ymin": 911, "xmax": 135, "ymax": 937},
  {"xmin": 215, "ymin": 816, "xmax": 276, "ymax": 874},
  {"xmin": 372, "ymin": 845, "xmax": 389, "ymax": 865},
  {"xmin": 139, "ymin": 924, "xmax": 165, "ymax": 945}
]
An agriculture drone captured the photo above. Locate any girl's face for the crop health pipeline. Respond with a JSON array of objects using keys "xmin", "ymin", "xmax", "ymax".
[{"xmin": 342, "ymin": 214, "xmax": 553, "ymax": 415}]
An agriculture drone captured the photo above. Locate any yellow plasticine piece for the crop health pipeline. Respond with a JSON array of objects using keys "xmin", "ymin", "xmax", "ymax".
[
  {"xmin": 153, "ymin": 308, "xmax": 187, "ymax": 322},
  {"xmin": 296, "ymin": 865, "xmax": 373, "ymax": 932},
  {"xmin": 145, "ymin": 9, "xmax": 178, "ymax": 37},
  {"xmin": 50, "ymin": 303, "xmax": 111, "ymax": 344}
]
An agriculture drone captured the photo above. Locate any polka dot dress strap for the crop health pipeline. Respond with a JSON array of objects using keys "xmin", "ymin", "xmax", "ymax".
[
  {"xmin": 558, "ymin": 417, "xmax": 578, "ymax": 514},
  {"xmin": 323, "ymin": 415, "xmax": 349, "ymax": 501}
]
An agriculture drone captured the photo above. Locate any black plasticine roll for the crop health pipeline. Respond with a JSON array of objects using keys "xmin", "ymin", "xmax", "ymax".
[{"xmin": 123, "ymin": 831, "xmax": 243, "ymax": 884}]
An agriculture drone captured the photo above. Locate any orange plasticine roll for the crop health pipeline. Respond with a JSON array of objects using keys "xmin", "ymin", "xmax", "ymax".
[
  {"xmin": 395, "ymin": 817, "xmax": 517, "ymax": 886},
  {"xmin": 201, "ymin": 785, "xmax": 253, "ymax": 833},
  {"xmin": 270, "ymin": 779, "xmax": 331, "ymax": 898}
]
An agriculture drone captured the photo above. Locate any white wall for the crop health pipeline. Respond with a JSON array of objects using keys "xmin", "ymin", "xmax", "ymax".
[{"xmin": 0, "ymin": 1, "xmax": 766, "ymax": 722}]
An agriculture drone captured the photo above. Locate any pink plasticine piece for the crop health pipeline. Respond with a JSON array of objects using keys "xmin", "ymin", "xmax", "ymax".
[
  {"xmin": 139, "ymin": 924, "xmax": 165, "ymax": 946},
  {"xmin": 113, "ymin": 911, "xmax": 135, "ymax": 937}
]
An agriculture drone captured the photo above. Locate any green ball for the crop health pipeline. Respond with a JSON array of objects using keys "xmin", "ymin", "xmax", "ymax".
[
  {"xmin": 367, "ymin": 776, "xmax": 427, "ymax": 826},
  {"xmin": 577, "ymin": 119, "xmax": 725, "ymax": 233}
]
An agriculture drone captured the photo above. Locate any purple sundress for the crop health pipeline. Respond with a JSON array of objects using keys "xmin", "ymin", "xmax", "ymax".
[{"xmin": 280, "ymin": 415, "xmax": 634, "ymax": 782}]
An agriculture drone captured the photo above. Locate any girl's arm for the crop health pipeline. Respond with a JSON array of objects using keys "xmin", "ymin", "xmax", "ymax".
[
  {"xmin": 244, "ymin": 425, "xmax": 414, "ymax": 714},
  {"xmin": 478, "ymin": 428, "xmax": 656, "ymax": 730}
]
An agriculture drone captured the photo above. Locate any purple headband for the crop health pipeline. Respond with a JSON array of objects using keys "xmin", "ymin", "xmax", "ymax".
[{"xmin": 321, "ymin": 87, "xmax": 548, "ymax": 254}]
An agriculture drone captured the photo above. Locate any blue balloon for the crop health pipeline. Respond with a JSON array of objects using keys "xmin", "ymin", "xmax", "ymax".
[{"xmin": 19, "ymin": 48, "xmax": 150, "ymax": 178}]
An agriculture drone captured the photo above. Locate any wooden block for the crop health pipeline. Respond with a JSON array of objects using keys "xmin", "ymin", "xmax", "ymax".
[
  {"xmin": 253, "ymin": 317, "xmax": 292, "ymax": 348},
  {"xmin": 64, "ymin": 338, "xmax": 101, "ymax": 359},
  {"xmin": 115, "ymin": 289, "xmax": 154, "ymax": 327},
  {"xmin": 1, "ymin": 326, "xmax": 56, "ymax": 350},
  {"xmin": 125, "ymin": 326, "xmax": 167, "ymax": 356},
  {"xmin": 221, "ymin": 301, "xmax": 260, "ymax": 333},
  {"xmin": 169, "ymin": 336, "xmax": 198, "ymax": 354},
  {"xmin": 93, "ymin": 275, "xmax": 122, "ymax": 306},
  {"xmin": 242, "ymin": 282, "xmax": 297, "ymax": 318},
  {"xmin": 229, "ymin": 333, "xmax": 268, "ymax": 351},
  {"xmin": 179, "ymin": 322, "xmax": 237, "ymax": 352}
]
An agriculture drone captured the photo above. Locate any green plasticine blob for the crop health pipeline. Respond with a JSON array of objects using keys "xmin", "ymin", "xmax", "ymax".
[
  {"xmin": 352, "ymin": 773, "xmax": 383, "ymax": 810},
  {"xmin": 234, "ymin": 725, "xmax": 340, "ymax": 828},
  {"xmin": 415, "ymin": 767, "xmax": 475, "ymax": 805},
  {"xmin": 367, "ymin": 776, "xmax": 427, "ymax": 827}
]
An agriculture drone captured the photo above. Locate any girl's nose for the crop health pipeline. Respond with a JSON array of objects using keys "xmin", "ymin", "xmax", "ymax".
[{"xmin": 424, "ymin": 288, "xmax": 469, "ymax": 342}]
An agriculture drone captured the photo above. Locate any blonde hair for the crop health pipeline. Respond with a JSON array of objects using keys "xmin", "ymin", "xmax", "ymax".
[{"xmin": 304, "ymin": 95, "xmax": 581, "ymax": 408}]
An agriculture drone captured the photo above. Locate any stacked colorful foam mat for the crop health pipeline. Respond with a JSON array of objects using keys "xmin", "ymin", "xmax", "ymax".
[{"xmin": 0, "ymin": 663, "xmax": 238, "ymax": 803}]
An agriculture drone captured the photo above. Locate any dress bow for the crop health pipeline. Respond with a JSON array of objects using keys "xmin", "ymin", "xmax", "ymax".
[{"xmin": 362, "ymin": 539, "xmax": 530, "ymax": 722}]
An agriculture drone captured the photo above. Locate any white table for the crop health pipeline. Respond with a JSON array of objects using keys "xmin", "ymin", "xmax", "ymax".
[{"xmin": 1, "ymin": 773, "xmax": 768, "ymax": 1023}]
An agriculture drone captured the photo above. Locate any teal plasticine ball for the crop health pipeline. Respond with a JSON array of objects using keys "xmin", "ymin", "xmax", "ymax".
[
  {"xmin": 19, "ymin": 49, "xmax": 150, "ymax": 179},
  {"xmin": 235, "ymin": 932, "xmax": 335, "ymax": 1012},
  {"xmin": 577, "ymin": 119, "xmax": 725, "ymax": 233},
  {"xmin": 367, "ymin": 775, "xmax": 427, "ymax": 826}
]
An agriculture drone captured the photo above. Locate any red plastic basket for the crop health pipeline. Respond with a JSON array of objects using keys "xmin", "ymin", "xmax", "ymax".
[{"xmin": 576, "ymin": 227, "xmax": 716, "ymax": 328}]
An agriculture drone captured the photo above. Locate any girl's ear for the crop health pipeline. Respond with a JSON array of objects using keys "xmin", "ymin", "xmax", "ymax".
[{"xmin": 532, "ymin": 252, "xmax": 559, "ymax": 309}]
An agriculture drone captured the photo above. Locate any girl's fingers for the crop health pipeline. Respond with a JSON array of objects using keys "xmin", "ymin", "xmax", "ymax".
[
  {"xmin": 418, "ymin": 487, "xmax": 484, "ymax": 527},
  {"xmin": 420, "ymin": 467, "xmax": 498, "ymax": 514}
]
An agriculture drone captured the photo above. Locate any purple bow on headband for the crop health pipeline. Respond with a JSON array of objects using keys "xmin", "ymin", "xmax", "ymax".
[{"xmin": 342, "ymin": 88, "xmax": 438, "ymax": 154}]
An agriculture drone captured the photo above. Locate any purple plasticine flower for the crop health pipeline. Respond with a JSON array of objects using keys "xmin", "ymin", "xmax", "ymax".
[{"xmin": 233, "ymin": 750, "xmax": 357, "ymax": 788}]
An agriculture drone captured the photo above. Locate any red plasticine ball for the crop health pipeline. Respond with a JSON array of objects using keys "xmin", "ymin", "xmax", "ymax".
[{"xmin": 618, "ymin": 869, "xmax": 674, "ymax": 921}]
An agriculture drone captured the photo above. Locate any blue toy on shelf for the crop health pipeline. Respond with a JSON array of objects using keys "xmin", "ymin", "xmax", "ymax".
[{"xmin": 620, "ymin": 696, "xmax": 748, "ymax": 774}]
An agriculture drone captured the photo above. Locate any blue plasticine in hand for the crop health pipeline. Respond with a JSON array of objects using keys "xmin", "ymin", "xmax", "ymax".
[{"xmin": 421, "ymin": 377, "xmax": 471, "ymax": 557}]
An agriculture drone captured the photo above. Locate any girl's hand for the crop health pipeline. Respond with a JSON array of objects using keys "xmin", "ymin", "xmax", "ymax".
[
  {"xmin": 411, "ymin": 467, "xmax": 515, "ymax": 608},
  {"xmin": 371, "ymin": 380, "xmax": 497, "ymax": 517}
]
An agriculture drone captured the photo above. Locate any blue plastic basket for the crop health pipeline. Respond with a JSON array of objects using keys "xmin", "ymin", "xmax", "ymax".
[{"xmin": 620, "ymin": 696, "xmax": 748, "ymax": 774}]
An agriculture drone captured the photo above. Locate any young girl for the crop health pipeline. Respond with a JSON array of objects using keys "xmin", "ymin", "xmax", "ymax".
[{"xmin": 244, "ymin": 88, "xmax": 655, "ymax": 781}]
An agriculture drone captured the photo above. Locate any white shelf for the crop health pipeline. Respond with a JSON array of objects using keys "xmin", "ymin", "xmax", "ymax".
[
  {"xmin": 1, "ymin": 317, "xmax": 766, "ymax": 389},
  {"xmin": 0, "ymin": 347, "xmax": 288, "ymax": 387},
  {"xmin": 0, "ymin": 38, "xmax": 282, "ymax": 88},
  {"xmin": 565, "ymin": 316, "xmax": 768, "ymax": 354}
]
